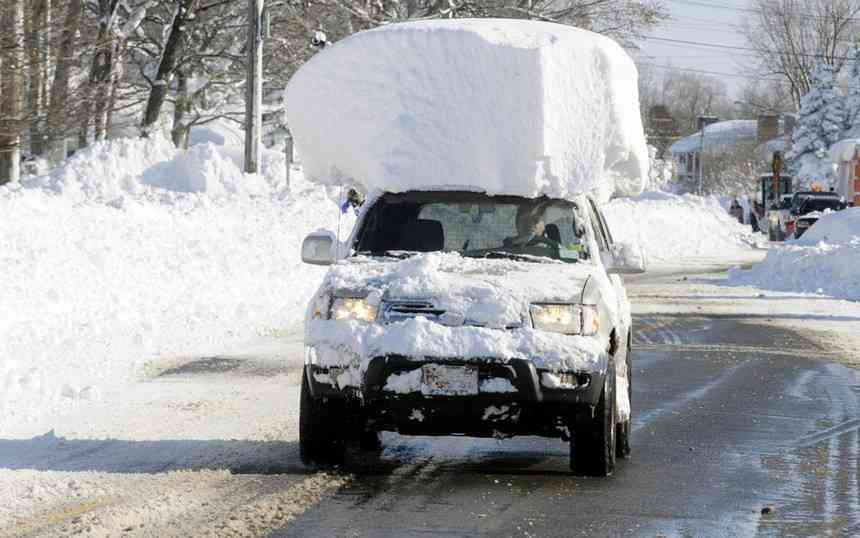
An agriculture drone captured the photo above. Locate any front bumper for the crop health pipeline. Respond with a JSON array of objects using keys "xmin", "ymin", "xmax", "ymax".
[{"xmin": 305, "ymin": 356, "xmax": 605, "ymax": 438}]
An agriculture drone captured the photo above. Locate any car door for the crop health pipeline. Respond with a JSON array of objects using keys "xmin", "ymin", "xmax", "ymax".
[{"xmin": 586, "ymin": 198, "xmax": 632, "ymax": 353}]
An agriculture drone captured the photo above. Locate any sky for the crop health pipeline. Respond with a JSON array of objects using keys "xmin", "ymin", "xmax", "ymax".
[{"xmin": 634, "ymin": 0, "xmax": 752, "ymax": 97}]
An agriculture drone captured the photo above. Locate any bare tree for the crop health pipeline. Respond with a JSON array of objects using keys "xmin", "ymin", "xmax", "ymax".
[
  {"xmin": 0, "ymin": 0, "xmax": 25, "ymax": 185},
  {"xmin": 742, "ymin": 0, "xmax": 860, "ymax": 108},
  {"xmin": 46, "ymin": 0, "xmax": 84, "ymax": 160}
]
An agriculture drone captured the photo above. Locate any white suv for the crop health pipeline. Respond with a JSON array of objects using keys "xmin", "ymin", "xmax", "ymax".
[{"xmin": 300, "ymin": 190, "xmax": 644, "ymax": 476}]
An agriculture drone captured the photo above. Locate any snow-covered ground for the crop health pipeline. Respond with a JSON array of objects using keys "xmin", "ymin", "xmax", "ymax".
[
  {"xmin": 1, "ymin": 133, "xmax": 345, "ymax": 436},
  {"xmin": 603, "ymin": 191, "xmax": 764, "ymax": 270},
  {"xmin": 728, "ymin": 208, "xmax": 860, "ymax": 301},
  {"xmin": 3, "ymin": 130, "xmax": 857, "ymax": 536},
  {"xmin": 629, "ymin": 271, "xmax": 860, "ymax": 371}
]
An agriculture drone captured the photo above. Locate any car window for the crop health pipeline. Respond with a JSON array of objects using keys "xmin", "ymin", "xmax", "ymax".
[
  {"xmin": 354, "ymin": 192, "xmax": 591, "ymax": 263},
  {"xmin": 595, "ymin": 206, "xmax": 615, "ymax": 245},
  {"xmin": 586, "ymin": 199, "xmax": 610, "ymax": 251}
]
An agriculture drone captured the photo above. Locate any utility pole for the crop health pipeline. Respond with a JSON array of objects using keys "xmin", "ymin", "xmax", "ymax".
[{"xmin": 244, "ymin": 0, "xmax": 263, "ymax": 174}]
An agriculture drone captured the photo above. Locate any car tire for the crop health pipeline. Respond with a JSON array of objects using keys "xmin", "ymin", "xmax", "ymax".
[
  {"xmin": 616, "ymin": 345, "xmax": 632, "ymax": 459},
  {"xmin": 571, "ymin": 359, "xmax": 617, "ymax": 476},
  {"xmin": 299, "ymin": 371, "xmax": 347, "ymax": 466}
]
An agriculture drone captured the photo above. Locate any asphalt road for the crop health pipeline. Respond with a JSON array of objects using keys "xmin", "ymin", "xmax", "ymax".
[{"xmin": 278, "ymin": 315, "xmax": 860, "ymax": 537}]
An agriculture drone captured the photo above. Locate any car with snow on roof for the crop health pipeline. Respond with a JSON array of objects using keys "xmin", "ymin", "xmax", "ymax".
[
  {"xmin": 789, "ymin": 191, "xmax": 848, "ymax": 239},
  {"xmin": 298, "ymin": 190, "xmax": 645, "ymax": 476}
]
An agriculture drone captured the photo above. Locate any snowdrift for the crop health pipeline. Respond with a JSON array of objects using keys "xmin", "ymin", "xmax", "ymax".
[
  {"xmin": 729, "ymin": 208, "xmax": 860, "ymax": 300},
  {"xmin": 603, "ymin": 192, "xmax": 759, "ymax": 268},
  {"xmin": 1, "ymin": 135, "xmax": 344, "ymax": 434},
  {"xmin": 285, "ymin": 19, "xmax": 648, "ymax": 201}
]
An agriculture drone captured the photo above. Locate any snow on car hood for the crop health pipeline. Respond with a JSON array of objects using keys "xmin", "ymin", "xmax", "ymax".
[
  {"xmin": 304, "ymin": 252, "xmax": 607, "ymax": 375},
  {"xmin": 320, "ymin": 251, "xmax": 596, "ymax": 327}
]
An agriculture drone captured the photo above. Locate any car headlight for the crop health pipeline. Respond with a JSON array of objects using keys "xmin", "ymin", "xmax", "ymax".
[
  {"xmin": 529, "ymin": 304, "xmax": 599, "ymax": 336},
  {"xmin": 330, "ymin": 297, "xmax": 378, "ymax": 322}
]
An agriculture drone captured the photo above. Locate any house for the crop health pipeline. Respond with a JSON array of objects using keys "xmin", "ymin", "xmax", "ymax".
[
  {"xmin": 669, "ymin": 115, "xmax": 793, "ymax": 185},
  {"xmin": 828, "ymin": 139, "xmax": 860, "ymax": 206}
]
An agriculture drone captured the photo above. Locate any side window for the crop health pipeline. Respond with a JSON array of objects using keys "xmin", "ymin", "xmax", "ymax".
[
  {"xmin": 586, "ymin": 200, "xmax": 609, "ymax": 252},
  {"xmin": 596, "ymin": 207, "xmax": 615, "ymax": 246}
]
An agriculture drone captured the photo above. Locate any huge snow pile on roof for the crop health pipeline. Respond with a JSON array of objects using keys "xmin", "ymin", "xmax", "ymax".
[
  {"xmin": 728, "ymin": 208, "xmax": 860, "ymax": 300},
  {"xmin": 0, "ymin": 135, "xmax": 342, "ymax": 434},
  {"xmin": 285, "ymin": 19, "xmax": 648, "ymax": 201},
  {"xmin": 602, "ymin": 191, "xmax": 760, "ymax": 268}
]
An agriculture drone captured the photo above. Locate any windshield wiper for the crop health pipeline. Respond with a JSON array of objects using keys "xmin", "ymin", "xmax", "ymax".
[
  {"xmin": 355, "ymin": 250, "xmax": 417, "ymax": 259},
  {"xmin": 463, "ymin": 251, "xmax": 558, "ymax": 263}
]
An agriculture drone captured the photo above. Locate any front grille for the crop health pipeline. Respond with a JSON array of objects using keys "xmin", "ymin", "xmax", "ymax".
[{"xmin": 381, "ymin": 301, "xmax": 445, "ymax": 323}]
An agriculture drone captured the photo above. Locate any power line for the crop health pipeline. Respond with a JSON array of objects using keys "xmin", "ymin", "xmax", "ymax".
[
  {"xmin": 668, "ymin": 0, "xmax": 860, "ymax": 22},
  {"xmin": 642, "ymin": 35, "xmax": 859, "ymax": 61},
  {"xmin": 638, "ymin": 62, "xmax": 788, "ymax": 82}
]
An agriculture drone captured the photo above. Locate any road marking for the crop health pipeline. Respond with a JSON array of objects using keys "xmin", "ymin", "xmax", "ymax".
[
  {"xmin": 794, "ymin": 418, "xmax": 860, "ymax": 448},
  {"xmin": 635, "ymin": 343, "xmax": 841, "ymax": 359}
]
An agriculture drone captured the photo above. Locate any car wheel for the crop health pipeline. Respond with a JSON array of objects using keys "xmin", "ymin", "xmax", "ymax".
[
  {"xmin": 616, "ymin": 346, "xmax": 632, "ymax": 459},
  {"xmin": 768, "ymin": 227, "xmax": 775, "ymax": 241},
  {"xmin": 571, "ymin": 359, "xmax": 617, "ymax": 476},
  {"xmin": 299, "ymin": 371, "xmax": 347, "ymax": 466}
]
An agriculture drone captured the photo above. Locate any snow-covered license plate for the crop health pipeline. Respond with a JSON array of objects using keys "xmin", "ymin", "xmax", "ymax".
[{"xmin": 421, "ymin": 364, "xmax": 479, "ymax": 396}]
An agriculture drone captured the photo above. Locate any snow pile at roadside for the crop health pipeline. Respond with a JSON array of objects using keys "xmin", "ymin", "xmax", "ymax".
[
  {"xmin": 286, "ymin": 19, "xmax": 647, "ymax": 201},
  {"xmin": 728, "ymin": 209, "xmax": 860, "ymax": 300},
  {"xmin": 603, "ymin": 191, "xmax": 759, "ymax": 268},
  {"xmin": 0, "ymin": 136, "xmax": 342, "ymax": 434}
]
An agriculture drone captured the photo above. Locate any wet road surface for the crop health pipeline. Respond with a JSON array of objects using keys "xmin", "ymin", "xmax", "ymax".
[{"xmin": 278, "ymin": 315, "xmax": 860, "ymax": 537}]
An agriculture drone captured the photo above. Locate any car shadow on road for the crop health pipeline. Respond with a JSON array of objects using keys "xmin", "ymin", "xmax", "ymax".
[{"xmin": 0, "ymin": 430, "xmax": 310, "ymax": 475}]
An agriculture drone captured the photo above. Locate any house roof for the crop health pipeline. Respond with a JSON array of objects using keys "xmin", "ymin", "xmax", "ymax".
[{"xmin": 670, "ymin": 120, "xmax": 758, "ymax": 154}]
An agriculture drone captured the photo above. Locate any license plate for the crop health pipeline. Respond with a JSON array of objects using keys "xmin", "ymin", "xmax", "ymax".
[{"xmin": 421, "ymin": 364, "xmax": 478, "ymax": 396}]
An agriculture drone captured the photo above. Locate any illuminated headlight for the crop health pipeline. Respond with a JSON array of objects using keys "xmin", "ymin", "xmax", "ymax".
[
  {"xmin": 529, "ymin": 304, "xmax": 599, "ymax": 336},
  {"xmin": 329, "ymin": 297, "xmax": 378, "ymax": 322}
]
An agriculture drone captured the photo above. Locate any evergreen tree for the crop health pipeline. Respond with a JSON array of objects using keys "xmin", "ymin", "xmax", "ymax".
[
  {"xmin": 789, "ymin": 60, "xmax": 845, "ymax": 176},
  {"xmin": 844, "ymin": 44, "xmax": 860, "ymax": 137}
]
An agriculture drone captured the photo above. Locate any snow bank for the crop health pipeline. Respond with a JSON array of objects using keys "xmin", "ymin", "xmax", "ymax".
[
  {"xmin": 0, "ymin": 136, "xmax": 343, "ymax": 433},
  {"xmin": 801, "ymin": 208, "xmax": 860, "ymax": 244},
  {"xmin": 602, "ymin": 191, "xmax": 758, "ymax": 268},
  {"xmin": 285, "ymin": 19, "xmax": 647, "ymax": 201},
  {"xmin": 728, "ymin": 208, "xmax": 860, "ymax": 300}
]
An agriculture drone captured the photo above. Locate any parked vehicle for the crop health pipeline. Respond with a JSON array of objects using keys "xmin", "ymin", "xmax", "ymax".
[
  {"xmin": 750, "ymin": 173, "xmax": 792, "ymax": 234},
  {"xmin": 790, "ymin": 191, "xmax": 848, "ymax": 238},
  {"xmin": 767, "ymin": 194, "xmax": 795, "ymax": 241},
  {"xmin": 299, "ymin": 191, "xmax": 644, "ymax": 476}
]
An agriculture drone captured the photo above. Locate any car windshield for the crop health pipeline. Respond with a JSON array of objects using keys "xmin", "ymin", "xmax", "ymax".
[{"xmin": 353, "ymin": 191, "xmax": 590, "ymax": 263}]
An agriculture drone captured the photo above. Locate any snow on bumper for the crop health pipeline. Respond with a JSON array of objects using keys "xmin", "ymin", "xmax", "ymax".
[{"xmin": 305, "ymin": 316, "xmax": 607, "ymax": 390}]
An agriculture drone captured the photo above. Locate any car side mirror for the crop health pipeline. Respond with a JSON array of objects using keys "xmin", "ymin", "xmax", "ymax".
[
  {"xmin": 607, "ymin": 242, "xmax": 646, "ymax": 275},
  {"xmin": 301, "ymin": 230, "xmax": 336, "ymax": 265}
]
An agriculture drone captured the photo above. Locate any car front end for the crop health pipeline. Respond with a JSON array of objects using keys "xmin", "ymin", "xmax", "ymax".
[{"xmin": 304, "ymin": 279, "xmax": 610, "ymax": 439}]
